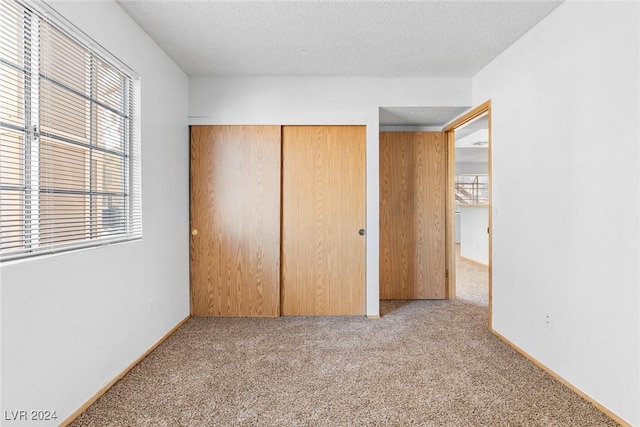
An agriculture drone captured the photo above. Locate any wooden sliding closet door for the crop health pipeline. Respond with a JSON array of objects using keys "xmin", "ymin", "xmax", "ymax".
[
  {"xmin": 380, "ymin": 132, "xmax": 446, "ymax": 299},
  {"xmin": 282, "ymin": 126, "xmax": 366, "ymax": 315},
  {"xmin": 190, "ymin": 126, "xmax": 281, "ymax": 317}
]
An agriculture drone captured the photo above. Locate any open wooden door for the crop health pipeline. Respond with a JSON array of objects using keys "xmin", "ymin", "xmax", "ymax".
[
  {"xmin": 190, "ymin": 125, "xmax": 281, "ymax": 317},
  {"xmin": 281, "ymin": 125, "xmax": 366, "ymax": 315},
  {"xmin": 379, "ymin": 131, "xmax": 447, "ymax": 299}
]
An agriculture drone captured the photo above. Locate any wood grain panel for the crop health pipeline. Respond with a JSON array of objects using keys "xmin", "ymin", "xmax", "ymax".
[
  {"xmin": 190, "ymin": 125, "xmax": 281, "ymax": 317},
  {"xmin": 281, "ymin": 125, "xmax": 366, "ymax": 315},
  {"xmin": 380, "ymin": 132, "xmax": 446, "ymax": 299}
]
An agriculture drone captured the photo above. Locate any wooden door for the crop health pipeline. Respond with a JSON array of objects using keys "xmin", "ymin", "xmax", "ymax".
[
  {"xmin": 281, "ymin": 126, "xmax": 366, "ymax": 315},
  {"xmin": 190, "ymin": 126, "xmax": 281, "ymax": 317},
  {"xmin": 380, "ymin": 132, "xmax": 446, "ymax": 299}
]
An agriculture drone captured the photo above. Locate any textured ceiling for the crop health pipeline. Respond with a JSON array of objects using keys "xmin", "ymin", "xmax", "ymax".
[
  {"xmin": 379, "ymin": 106, "xmax": 470, "ymax": 127},
  {"xmin": 117, "ymin": 1, "xmax": 562, "ymax": 77}
]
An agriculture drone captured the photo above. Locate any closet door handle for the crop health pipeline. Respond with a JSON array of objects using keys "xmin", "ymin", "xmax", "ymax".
[{"xmin": 359, "ymin": 229, "xmax": 366, "ymax": 236}]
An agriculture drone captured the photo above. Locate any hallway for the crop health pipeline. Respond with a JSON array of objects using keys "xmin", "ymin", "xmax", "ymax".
[{"xmin": 456, "ymin": 243, "xmax": 489, "ymax": 306}]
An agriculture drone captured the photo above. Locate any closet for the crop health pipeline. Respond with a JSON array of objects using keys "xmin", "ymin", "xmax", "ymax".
[{"xmin": 190, "ymin": 125, "xmax": 366, "ymax": 317}]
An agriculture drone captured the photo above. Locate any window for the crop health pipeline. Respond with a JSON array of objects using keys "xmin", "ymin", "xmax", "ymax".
[
  {"xmin": 0, "ymin": 0, "xmax": 141, "ymax": 261},
  {"xmin": 455, "ymin": 174, "xmax": 488, "ymax": 206}
]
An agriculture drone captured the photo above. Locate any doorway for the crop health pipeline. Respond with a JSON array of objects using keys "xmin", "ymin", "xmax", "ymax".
[
  {"xmin": 451, "ymin": 114, "xmax": 489, "ymax": 306},
  {"xmin": 376, "ymin": 102, "xmax": 492, "ymax": 324},
  {"xmin": 444, "ymin": 101, "xmax": 492, "ymax": 326}
]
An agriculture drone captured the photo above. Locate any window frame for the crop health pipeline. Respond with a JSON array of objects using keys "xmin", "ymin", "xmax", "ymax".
[{"xmin": 0, "ymin": 0, "xmax": 141, "ymax": 262}]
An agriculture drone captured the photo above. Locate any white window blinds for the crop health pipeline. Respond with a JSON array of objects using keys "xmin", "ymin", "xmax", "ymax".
[{"xmin": 0, "ymin": 0, "xmax": 141, "ymax": 261}]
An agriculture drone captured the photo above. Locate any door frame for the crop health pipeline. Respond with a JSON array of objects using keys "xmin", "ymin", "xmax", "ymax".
[{"xmin": 443, "ymin": 100, "xmax": 493, "ymax": 328}]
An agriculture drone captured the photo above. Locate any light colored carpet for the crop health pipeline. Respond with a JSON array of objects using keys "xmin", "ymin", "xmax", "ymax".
[
  {"xmin": 455, "ymin": 244, "xmax": 489, "ymax": 307},
  {"xmin": 71, "ymin": 254, "xmax": 616, "ymax": 426}
]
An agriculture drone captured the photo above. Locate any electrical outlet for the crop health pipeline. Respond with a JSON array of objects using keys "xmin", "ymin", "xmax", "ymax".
[{"xmin": 545, "ymin": 313, "xmax": 552, "ymax": 329}]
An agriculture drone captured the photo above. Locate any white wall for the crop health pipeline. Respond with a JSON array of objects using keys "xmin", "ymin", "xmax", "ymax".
[
  {"xmin": 459, "ymin": 207, "xmax": 488, "ymax": 265},
  {"xmin": 455, "ymin": 161, "xmax": 488, "ymax": 175},
  {"xmin": 189, "ymin": 76, "xmax": 472, "ymax": 317},
  {"xmin": 0, "ymin": 1, "xmax": 190, "ymax": 424},
  {"xmin": 473, "ymin": 2, "xmax": 639, "ymax": 424}
]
